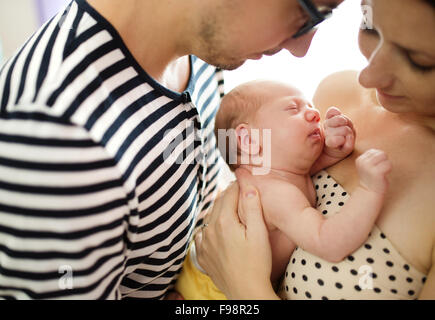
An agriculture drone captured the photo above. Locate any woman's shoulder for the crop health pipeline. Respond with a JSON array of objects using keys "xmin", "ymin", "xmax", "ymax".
[{"xmin": 313, "ymin": 70, "xmax": 371, "ymax": 118}]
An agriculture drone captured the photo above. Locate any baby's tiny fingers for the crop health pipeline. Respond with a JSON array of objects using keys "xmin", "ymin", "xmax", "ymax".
[
  {"xmin": 326, "ymin": 135, "xmax": 346, "ymax": 148},
  {"xmin": 342, "ymin": 134, "xmax": 355, "ymax": 151},
  {"xmin": 373, "ymin": 160, "xmax": 393, "ymax": 177},
  {"xmin": 356, "ymin": 149, "xmax": 381, "ymax": 166},
  {"xmin": 368, "ymin": 151, "xmax": 388, "ymax": 165},
  {"xmin": 382, "ymin": 160, "xmax": 392, "ymax": 173},
  {"xmin": 342, "ymin": 114, "xmax": 355, "ymax": 131},
  {"xmin": 325, "ymin": 106, "xmax": 342, "ymax": 119},
  {"xmin": 324, "ymin": 115, "xmax": 348, "ymax": 128},
  {"xmin": 360, "ymin": 148, "xmax": 382, "ymax": 158},
  {"xmin": 324, "ymin": 125, "xmax": 353, "ymax": 137}
]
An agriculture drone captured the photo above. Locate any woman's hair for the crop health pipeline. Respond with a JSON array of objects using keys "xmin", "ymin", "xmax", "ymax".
[{"xmin": 425, "ymin": 0, "xmax": 435, "ymax": 7}]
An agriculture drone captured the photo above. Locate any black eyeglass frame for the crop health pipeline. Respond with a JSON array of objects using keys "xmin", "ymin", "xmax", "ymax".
[{"xmin": 292, "ymin": 0, "xmax": 334, "ymax": 38}]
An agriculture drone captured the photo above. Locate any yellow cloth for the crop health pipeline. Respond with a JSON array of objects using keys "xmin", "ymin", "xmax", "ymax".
[{"xmin": 175, "ymin": 245, "xmax": 227, "ymax": 300}]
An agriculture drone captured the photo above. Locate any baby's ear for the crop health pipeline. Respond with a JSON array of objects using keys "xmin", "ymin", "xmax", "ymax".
[
  {"xmin": 235, "ymin": 123, "xmax": 260, "ymax": 156},
  {"xmin": 235, "ymin": 124, "xmax": 250, "ymax": 154}
]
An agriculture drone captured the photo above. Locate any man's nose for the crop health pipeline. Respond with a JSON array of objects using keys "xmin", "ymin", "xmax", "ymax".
[
  {"xmin": 305, "ymin": 108, "xmax": 320, "ymax": 122},
  {"xmin": 281, "ymin": 30, "xmax": 317, "ymax": 58}
]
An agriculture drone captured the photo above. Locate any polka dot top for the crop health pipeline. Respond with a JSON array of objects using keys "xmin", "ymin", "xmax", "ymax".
[{"xmin": 278, "ymin": 171, "xmax": 428, "ymax": 300}]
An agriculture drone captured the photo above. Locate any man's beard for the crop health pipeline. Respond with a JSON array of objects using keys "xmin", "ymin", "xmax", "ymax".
[
  {"xmin": 210, "ymin": 58, "xmax": 246, "ymax": 71},
  {"xmin": 196, "ymin": 14, "xmax": 247, "ymax": 71},
  {"xmin": 198, "ymin": 42, "xmax": 248, "ymax": 71}
]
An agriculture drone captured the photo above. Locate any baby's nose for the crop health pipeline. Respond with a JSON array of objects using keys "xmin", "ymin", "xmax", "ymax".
[{"xmin": 305, "ymin": 108, "xmax": 320, "ymax": 123}]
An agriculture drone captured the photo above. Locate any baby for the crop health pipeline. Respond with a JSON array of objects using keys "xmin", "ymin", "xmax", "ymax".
[{"xmin": 175, "ymin": 80, "xmax": 392, "ymax": 299}]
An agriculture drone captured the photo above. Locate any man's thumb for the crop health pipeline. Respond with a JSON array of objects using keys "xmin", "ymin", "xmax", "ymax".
[{"xmin": 240, "ymin": 185, "xmax": 267, "ymax": 237}]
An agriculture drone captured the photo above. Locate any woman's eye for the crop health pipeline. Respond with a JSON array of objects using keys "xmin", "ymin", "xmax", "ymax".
[
  {"xmin": 408, "ymin": 58, "xmax": 434, "ymax": 73},
  {"xmin": 404, "ymin": 51, "xmax": 435, "ymax": 73}
]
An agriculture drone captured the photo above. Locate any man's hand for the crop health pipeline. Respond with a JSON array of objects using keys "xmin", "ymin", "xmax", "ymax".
[
  {"xmin": 323, "ymin": 106, "xmax": 356, "ymax": 160},
  {"xmin": 164, "ymin": 290, "xmax": 184, "ymax": 300},
  {"xmin": 195, "ymin": 171, "xmax": 277, "ymax": 300}
]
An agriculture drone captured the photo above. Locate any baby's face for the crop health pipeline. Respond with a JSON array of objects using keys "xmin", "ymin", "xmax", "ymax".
[{"xmin": 252, "ymin": 83, "xmax": 324, "ymax": 170}]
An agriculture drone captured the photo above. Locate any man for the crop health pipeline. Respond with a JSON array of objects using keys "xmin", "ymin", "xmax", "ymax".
[{"xmin": 0, "ymin": 0, "xmax": 342, "ymax": 299}]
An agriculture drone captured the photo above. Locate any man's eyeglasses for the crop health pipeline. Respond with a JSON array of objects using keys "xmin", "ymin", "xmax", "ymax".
[{"xmin": 293, "ymin": 0, "xmax": 334, "ymax": 38}]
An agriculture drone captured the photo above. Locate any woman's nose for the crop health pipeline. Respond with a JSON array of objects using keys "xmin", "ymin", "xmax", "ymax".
[
  {"xmin": 358, "ymin": 44, "xmax": 395, "ymax": 90},
  {"xmin": 281, "ymin": 30, "xmax": 317, "ymax": 58},
  {"xmin": 305, "ymin": 108, "xmax": 320, "ymax": 123}
]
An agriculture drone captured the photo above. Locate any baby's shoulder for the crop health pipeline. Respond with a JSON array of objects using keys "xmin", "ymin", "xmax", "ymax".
[
  {"xmin": 257, "ymin": 176, "xmax": 312, "ymax": 228},
  {"xmin": 256, "ymin": 175, "xmax": 307, "ymax": 202}
]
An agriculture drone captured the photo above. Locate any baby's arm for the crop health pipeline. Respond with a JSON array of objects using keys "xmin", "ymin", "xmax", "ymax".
[
  {"xmin": 266, "ymin": 149, "xmax": 392, "ymax": 263},
  {"xmin": 268, "ymin": 229, "xmax": 297, "ymax": 283},
  {"xmin": 310, "ymin": 107, "xmax": 355, "ymax": 175}
]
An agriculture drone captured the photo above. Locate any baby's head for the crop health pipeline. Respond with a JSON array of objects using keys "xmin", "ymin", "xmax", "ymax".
[{"xmin": 215, "ymin": 80, "xmax": 323, "ymax": 173}]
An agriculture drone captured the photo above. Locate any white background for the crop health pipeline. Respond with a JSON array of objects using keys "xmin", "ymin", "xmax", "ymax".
[{"xmin": 223, "ymin": 0, "xmax": 368, "ymax": 100}]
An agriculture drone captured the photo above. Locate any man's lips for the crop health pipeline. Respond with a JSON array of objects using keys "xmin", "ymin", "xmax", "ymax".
[
  {"xmin": 249, "ymin": 53, "xmax": 263, "ymax": 60},
  {"xmin": 263, "ymin": 48, "xmax": 283, "ymax": 56},
  {"xmin": 249, "ymin": 48, "xmax": 283, "ymax": 60}
]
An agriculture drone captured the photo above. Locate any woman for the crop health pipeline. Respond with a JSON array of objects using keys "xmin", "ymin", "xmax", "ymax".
[{"xmin": 196, "ymin": 0, "xmax": 435, "ymax": 299}]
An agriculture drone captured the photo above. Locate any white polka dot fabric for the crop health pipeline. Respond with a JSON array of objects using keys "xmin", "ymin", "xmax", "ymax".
[{"xmin": 278, "ymin": 171, "xmax": 427, "ymax": 300}]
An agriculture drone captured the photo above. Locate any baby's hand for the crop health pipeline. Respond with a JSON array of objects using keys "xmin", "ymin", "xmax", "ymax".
[
  {"xmin": 323, "ymin": 107, "xmax": 356, "ymax": 160},
  {"xmin": 356, "ymin": 149, "xmax": 392, "ymax": 194}
]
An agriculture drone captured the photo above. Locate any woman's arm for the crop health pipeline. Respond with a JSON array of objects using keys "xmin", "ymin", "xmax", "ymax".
[{"xmin": 195, "ymin": 177, "xmax": 279, "ymax": 300}]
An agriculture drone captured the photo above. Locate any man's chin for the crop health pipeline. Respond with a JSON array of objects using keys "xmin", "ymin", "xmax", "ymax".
[{"xmin": 213, "ymin": 60, "xmax": 246, "ymax": 71}]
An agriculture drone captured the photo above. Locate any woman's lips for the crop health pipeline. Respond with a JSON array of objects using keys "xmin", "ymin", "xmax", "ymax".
[{"xmin": 376, "ymin": 89, "xmax": 405, "ymax": 101}]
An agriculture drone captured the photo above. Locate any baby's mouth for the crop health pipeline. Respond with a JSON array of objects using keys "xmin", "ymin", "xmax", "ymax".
[{"xmin": 308, "ymin": 128, "xmax": 321, "ymax": 138}]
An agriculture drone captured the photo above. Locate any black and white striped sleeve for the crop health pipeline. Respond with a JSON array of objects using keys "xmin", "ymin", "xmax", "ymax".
[{"xmin": 0, "ymin": 113, "xmax": 131, "ymax": 299}]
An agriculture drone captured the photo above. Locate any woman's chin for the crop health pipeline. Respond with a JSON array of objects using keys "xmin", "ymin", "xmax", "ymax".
[{"xmin": 376, "ymin": 91, "xmax": 410, "ymax": 113}]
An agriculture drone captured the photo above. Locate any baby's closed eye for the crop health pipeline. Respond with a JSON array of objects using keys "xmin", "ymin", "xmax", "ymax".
[{"xmin": 285, "ymin": 103, "xmax": 299, "ymax": 111}]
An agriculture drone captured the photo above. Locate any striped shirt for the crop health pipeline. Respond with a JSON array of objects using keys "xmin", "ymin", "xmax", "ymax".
[{"xmin": 0, "ymin": 0, "xmax": 226, "ymax": 299}]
